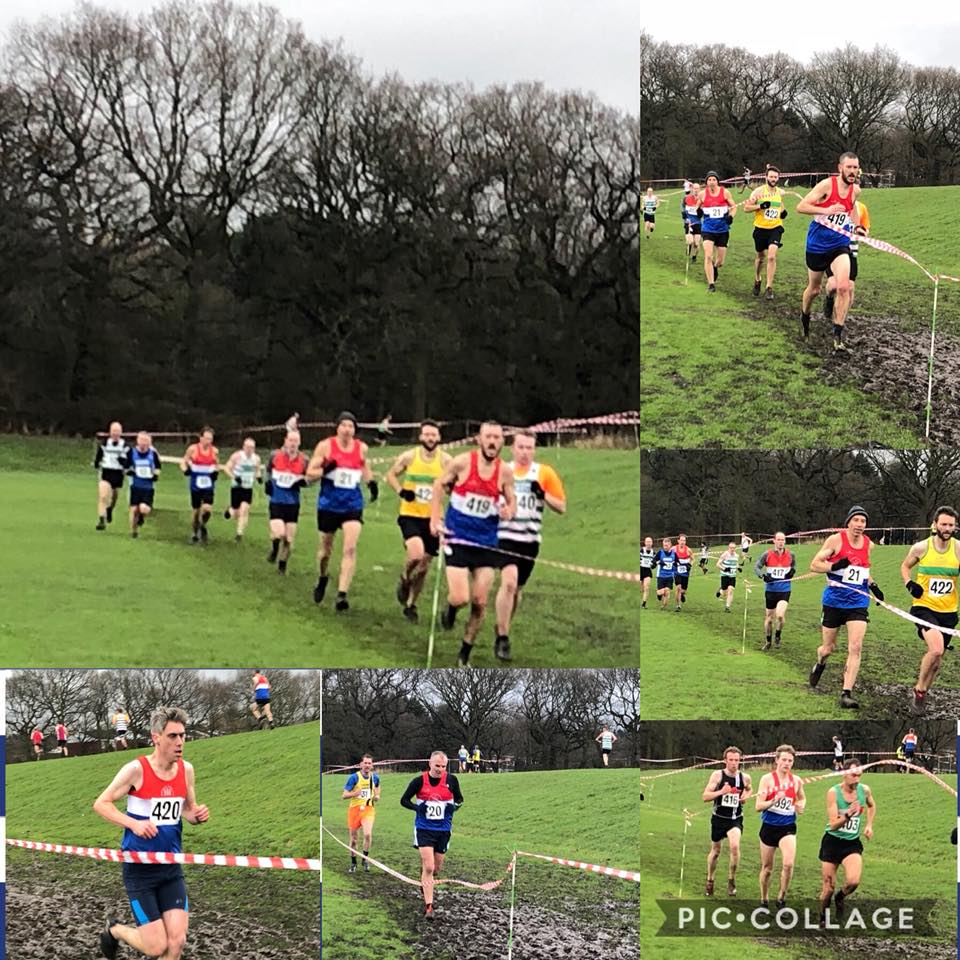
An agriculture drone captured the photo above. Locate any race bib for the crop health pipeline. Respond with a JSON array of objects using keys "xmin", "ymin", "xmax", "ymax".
[
  {"xmin": 461, "ymin": 494, "xmax": 495, "ymax": 517},
  {"xmin": 332, "ymin": 468, "xmax": 361, "ymax": 490},
  {"xmin": 273, "ymin": 470, "xmax": 298, "ymax": 489},
  {"xmin": 194, "ymin": 474, "xmax": 213, "ymax": 490},
  {"xmin": 414, "ymin": 484, "xmax": 433, "ymax": 503},
  {"xmin": 149, "ymin": 798, "xmax": 183, "ymax": 825},
  {"xmin": 703, "ymin": 205, "xmax": 727, "ymax": 219},
  {"xmin": 516, "ymin": 491, "xmax": 541, "ymax": 516},
  {"xmin": 134, "ymin": 464, "xmax": 154, "ymax": 479},
  {"xmin": 928, "ymin": 577, "xmax": 955, "ymax": 596},
  {"xmin": 769, "ymin": 567, "xmax": 788, "ymax": 580},
  {"xmin": 721, "ymin": 792, "xmax": 740, "ymax": 809},
  {"xmin": 824, "ymin": 212, "xmax": 849, "ymax": 228},
  {"xmin": 763, "ymin": 207, "xmax": 780, "ymax": 221},
  {"xmin": 359, "ymin": 788, "xmax": 371, "ymax": 801},
  {"xmin": 841, "ymin": 565, "xmax": 869, "ymax": 585},
  {"xmin": 424, "ymin": 801, "xmax": 445, "ymax": 821},
  {"xmin": 839, "ymin": 814, "xmax": 860, "ymax": 835},
  {"xmin": 238, "ymin": 471, "xmax": 255, "ymax": 489},
  {"xmin": 771, "ymin": 796, "xmax": 795, "ymax": 814}
]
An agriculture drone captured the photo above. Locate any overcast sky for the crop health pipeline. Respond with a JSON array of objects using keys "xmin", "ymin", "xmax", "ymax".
[
  {"xmin": 644, "ymin": 5, "xmax": 960, "ymax": 70},
  {"xmin": 1, "ymin": 0, "xmax": 639, "ymax": 114}
]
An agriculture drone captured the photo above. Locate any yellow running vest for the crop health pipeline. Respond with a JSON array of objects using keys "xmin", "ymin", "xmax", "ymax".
[
  {"xmin": 752, "ymin": 186, "xmax": 784, "ymax": 229},
  {"xmin": 349, "ymin": 771, "xmax": 377, "ymax": 808},
  {"xmin": 915, "ymin": 536, "xmax": 960, "ymax": 613},
  {"xmin": 399, "ymin": 448, "xmax": 443, "ymax": 519}
]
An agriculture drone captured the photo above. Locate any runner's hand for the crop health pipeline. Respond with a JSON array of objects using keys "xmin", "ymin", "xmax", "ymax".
[
  {"xmin": 264, "ymin": 480, "xmax": 274, "ymax": 496},
  {"xmin": 192, "ymin": 804, "xmax": 210, "ymax": 824},
  {"xmin": 785, "ymin": 568, "xmax": 795, "ymax": 580},
  {"xmin": 132, "ymin": 820, "xmax": 159, "ymax": 839},
  {"xmin": 367, "ymin": 480, "xmax": 379, "ymax": 502},
  {"xmin": 869, "ymin": 582, "xmax": 884, "ymax": 602},
  {"xmin": 864, "ymin": 825, "xmax": 873, "ymax": 840},
  {"xmin": 830, "ymin": 557, "xmax": 851, "ymax": 572},
  {"xmin": 322, "ymin": 458, "xmax": 338, "ymax": 475},
  {"xmin": 906, "ymin": 580, "xmax": 924, "ymax": 598},
  {"xmin": 399, "ymin": 489, "xmax": 417, "ymax": 502},
  {"xmin": 430, "ymin": 518, "xmax": 442, "ymax": 538},
  {"xmin": 723, "ymin": 214, "xmax": 733, "ymax": 225},
  {"xmin": 759, "ymin": 201, "xmax": 771, "ymax": 210},
  {"xmin": 762, "ymin": 573, "xmax": 773, "ymax": 583},
  {"xmin": 780, "ymin": 210, "xmax": 788, "ymax": 220},
  {"xmin": 529, "ymin": 480, "xmax": 544, "ymax": 498}
]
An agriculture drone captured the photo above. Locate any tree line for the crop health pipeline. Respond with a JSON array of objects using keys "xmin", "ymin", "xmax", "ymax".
[
  {"xmin": 6, "ymin": 668, "xmax": 322, "ymax": 761},
  {"xmin": 641, "ymin": 34, "xmax": 960, "ymax": 185},
  {"xmin": 0, "ymin": 1, "xmax": 639, "ymax": 435},
  {"xmin": 322, "ymin": 668, "xmax": 639, "ymax": 770}
]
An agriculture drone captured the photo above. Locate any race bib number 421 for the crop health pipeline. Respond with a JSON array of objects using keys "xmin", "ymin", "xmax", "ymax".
[{"xmin": 424, "ymin": 801, "xmax": 445, "ymax": 820}]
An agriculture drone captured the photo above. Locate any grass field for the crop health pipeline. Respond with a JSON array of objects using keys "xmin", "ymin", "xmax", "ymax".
[
  {"xmin": 640, "ymin": 766, "xmax": 956, "ymax": 960},
  {"xmin": 640, "ymin": 543, "xmax": 960, "ymax": 719},
  {"xmin": 0, "ymin": 436, "xmax": 639, "ymax": 667},
  {"xmin": 321, "ymin": 768, "xmax": 641, "ymax": 960},
  {"xmin": 5, "ymin": 722, "xmax": 320, "ymax": 956},
  {"xmin": 640, "ymin": 185, "xmax": 960, "ymax": 447}
]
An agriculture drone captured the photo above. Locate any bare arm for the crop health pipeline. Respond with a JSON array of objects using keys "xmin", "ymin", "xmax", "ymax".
[
  {"xmin": 740, "ymin": 772, "xmax": 753, "ymax": 804},
  {"xmin": 305, "ymin": 439, "xmax": 331, "ymax": 481},
  {"xmin": 742, "ymin": 186, "xmax": 763, "ymax": 212},
  {"xmin": 794, "ymin": 780, "xmax": 806, "ymax": 815},
  {"xmin": 385, "ymin": 449, "xmax": 415, "ymax": 494},
  {"xmin": 702, "ymin": 770, "xmax": 724, "ymax": 803},
  {"xmin": 180, "ymin": 443, "xmax": 196, "ymax": 473},
  {"xmin": 223, "ymin": 451, "xmax": 240, "ymax": 477},
  {"xmin": 183, "ymin": 761, "xmax": 209, "ymax": 825},
  {"xmin": 93, "ymin": 761, "xmax": 155, "ymax": 837},
  {"xmin": 796, "ymin": 177, "xmax": 837, "ymax": 215},
  {"xmin": 754, "ymin": 774, "xmax": 774, "ymax": 812},
  {"xmin": 900, "ymin": 541, "xmax": 926, "ymax": 585},
  {"xmin": 810, "ymin": 534, "xmax": 843, "ymax": 573},
  {"xmin": 499, "ymin": 462, "xmax": 516, "ymax": 520},
  {"xmin": 431, "ymin": 454, "xmax": 466, "ymax": 534}
]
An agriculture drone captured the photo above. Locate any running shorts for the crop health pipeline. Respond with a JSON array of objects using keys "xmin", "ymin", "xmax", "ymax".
[
  {"xmin": 820, "ymin": 605, "xmax": 869, "ymax": 629},
  {"xmin": 818, "ymin": 832, "xmax": 863, "ymax": 864},
  {"xmin": 398, "ymin": 515, "xmax": 440, "ymax": 557}
]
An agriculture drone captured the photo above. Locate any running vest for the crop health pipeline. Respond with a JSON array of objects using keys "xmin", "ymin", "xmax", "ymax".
[
  {"xmin": 825, "ymin": 782, "xmax": 866, "ymax": 840},
  {"xmin": 760, "ymin": 771, "xmax": 798, "ymax": 826},
  {"xmin": 903, "ymin": 733, "xmax": 917, "ymax": 752},
  {"xmin": 121, "ymin": 756, "xmax": 187, "ymax": 854},
  {"xmin": 414, "ymin": 771, "xmax": 455, "ymax": 831},
  {"xmin": 56, "ymin": 723, "xmax": 67, "ymax": 740},
  {"xmin": 347, "ymin": 771, "xmax": 379, "ymax": 808},
  {"xmin": 683, "ymin": 194, "xmax": 701, "ymax": 224},
  {"xmin": 269, "ymin": 449, "xmax": 308, "ymax": 506},
  {"xmin": 600, "ymin": 731, "xmax": 614, "ymax": 750},
  {"xmin": 318, "ymin": 437, "xmax": 365, "ymax": 513},
  {"xmin": 498, "ymin": 462, "xmax": 548, "ymax": 543},
  {"xmin": 674, "ymin": 546, "xmax": 692, "ymax": 577},
  {"xmin": 399, "ymin": 447, "xmax": 443, "ymax": 519},
  {"xmin": 850, "ymin": 200, "xmax": 870, "ymax": 256},
  {"xmin": 253, "ymin": 674, "xmax": 270, "ymax": 700},
  {"xmin": 445, "ymin": 452, "xmax": 502, "ymax": 548},
  {"xmin": 232, "ymin": 452, "xmax": 260, "ymax": 489},
  {"xmin": 642, "ymin": 196, "xmax": 658, "ymax": 215},
  {"xmin": 822, "ymin": 530, "xmax": 872, "ymax": 609},
  {"xmin": 112, "ymin": 712, "xmax": 129, "ymax": 732},
  {"xmin": 96, "ymin": 437, "xmax": 129, "ymax": 472},
  {"xmin": 128, "ymin": 447, "xmax": 158, "ymax": 490},
  {"xmin": 700, "ymin": 187, "xmax": 730, "ymax": 233},
  {"xmin": 805, "ymin": 176, "xmax": 856, "ymax": 253},
  {"xmin": 713, "ymin": 770, "xmax": 745, "ymax": 820},
  {"xmin": 188, "ymin": 446, "xmax": 218, "ymax": 493},
  {"xmin": 760, "ymin": 548, "xmax": 794, "ymax": 594},
  {"xmin": 655, "ymin": 549, "xmax": 676, "ymax": 577},
  {"xmin": 913, "ymin": 536, "xmax": 960, "ymax": 613},
  {"xmin": 752, "ymin": 185, "xmax": 784, "ymax": 228},
  {"xmin": 719, "ymin": 553, "xmax": 739, "ymax": 577},
  {"xmin": 640, "ymin": 547, "xmax": 656, "ymax": 570},
  {"xmin": 31, "ymin": 730, "xmax": 42, "ymax": 744}
]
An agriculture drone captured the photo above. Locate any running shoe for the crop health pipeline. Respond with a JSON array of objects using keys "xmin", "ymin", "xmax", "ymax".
[
  {"xmin": 809, "ymin": 660, "xmax": 826, "ymax": 687},
  {"xmin": 424, "ymin": 904, "xmax": 435, "ymax": 920},
  {"xmin": 800, "ymin": 314, "xmax": 810, "ymax": 338},
  {"xmin": 724, "ymin": 607, "xmax": 731, "ymax": 614},
  {"xmin": 911, "ymin": 688, "xmax": 927, "ymax": 715},
  {"xmin": 363, "ymin": 861, "xmax": 370, "ymax": 872},
  {"xmin": 440, "ymin": 608, "xmax": 456, "ymax": 630},
  {"xmin": 833, "ymin": 890, "xmax": 846, "ymax": 918},
  {"xmin": 235, "ymin": 534, "xmax": 243, "ymax": 543},
  {"xmin": 681, "ymin": 594, "xmax": 687, "ymax": 603},
  {"xmin": 223, "ymin": 509, "xmax": 231, "ymax": 520},
  {"xmin": 762, "ymin": 639, "xmax": 772, "ymax": 651},
  {"xmin": 494, "ymin": 636, "xmax": 512, "ymax": 662},
  {"xmin": 823, "ymin": 293, "xmax": 835, "ymax": 319},
  {"xmin": 403, "ymin": 604, "xmax": 418, "ymax": 623},
  {"xmin": 277, "ymin": 560, "xmax": 287, "ymax": 575},
  {"xmin": 96, "ymin": 519, "xmax": 106, "ymax": 531},
  {"xmin": 136, "ymin": 513, "xmax": 145, "ymax": 527},
  {"xmin": 764, "ymin": 287, "xmax": 774, "ymax": 301},
  {"xmin": 727, "ymin": 878, "xmax": 737, "ymax": 897},
  {"xmin": 99, "ymin": 919, "xmax": 120, "ymax": 960},
  {"xmin": 396, "ymin": 577, "xmax": 409, "ymax": 606},
  {"xmin": 313, "ymin": 575, "xmax": 329, "ymax": 604},
  {"xmin": 708, "ymin": 283, "xmax": 716, "ymax": 293},
  {"xmin": 774, "ymin": 635, "xmax": 782, "ymax": 649},
  {"xmin": 131, "ymin": 531, "xmax": 138, "ymax": 539},
  {"xmin": 705, "ymin": 878, "xmax": 715, "ymax": 896},
  {"xmin": 753, "ymin": 280, "xmax": 761, "ymax": 297},
  {"xmin": 833, "ymin": 340, "xmax": 849, "ymax": 353},
  {"xmin": 839, "ymin": 691, "xmax": 859, "ymax": 709},
  {"xmin": 775, "ymin": 899, "xmax": 786, "ymax": 911},
  {"xmin": 348, "ymin": 863, "xmax": 357, "ymax": 873},
  {"xmin": 106, "ymin": 506, "xmax": 113, "ymax": 524},
  {"xmin": 715, "ymin": 590, "xmax": 722, "ymax": 599},
  {"xmin": 335, "ymin": 594, "xmax": 350, "ymax": 612},
  {"xmin": 199, "ymin": 525, "xmax": 209, "ymax": 543}
]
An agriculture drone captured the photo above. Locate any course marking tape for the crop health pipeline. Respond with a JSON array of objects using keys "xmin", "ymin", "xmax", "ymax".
[
  {"xmin": 811, "ymin": 216, "xmax": 935, "ymax": 281},
  {"xmin": 6, "ymin": 839, "xmax": 320, "ymax": 870},
  {"xmin": 516, "ymin": 850, "xmax": 639, "ymax": 882}
]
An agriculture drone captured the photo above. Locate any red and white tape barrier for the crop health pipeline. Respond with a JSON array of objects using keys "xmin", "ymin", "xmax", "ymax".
[
  {"xmin": 516, "ymin": 850, "xmax": 640, "ymax": 882},
  {"xmin": 811, "ymin": 216, "xmax": 935, "ymax": 281},
  {"xmin": 6, "ymin": 839, "xmax": 320, "ymax": 871}
]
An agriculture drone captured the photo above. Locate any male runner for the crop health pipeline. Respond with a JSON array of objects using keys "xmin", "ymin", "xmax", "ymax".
[
  {"xmin": 741, "ymin": 166, "xmax": 752, "ymax": 192},
  {"xmin": 122, "ymin": 432, "xmax": 162, "ymax": 539},
  {"xmin": 471, "ymin": 744, "xmax": 482, "ymax": 773},
  {"xmin": 222, "ymin": 437, "xmax": 262, "ymax": 541},
  {"xmin": 699, "ymin": 172, "xmax": 737, "ymax": 292},
  {"xmin": 180, "ymin": 427, "xmax": 220, "ymax": 544},
  {"xmin": 93, "ymin": 421, "xmax": 130, "ymax": 530},
  {"xmin": 715, "ymin": 542, "xmax": 740, "ymax": 613},
  {"xmin": 285, "ymin": 412, "xmax": 300, "ymax": 433},
  {"xmin": 400, "ymin": 751, "xmax": 464, "ymax": 919},
  {"xmin": 655, "ymin": 537, "xmax": 677, "ymax": 611},
  {"xmin": 682, "ymin": 184, "xmax": 702, "ymax": 262},
  {"xmin": 95, "ymin": 706, "xmax": 209, "ymax": 960},
  {"xmin": 494, "ymin": 429, "xmax": 566, "ymax": 658},
  {"xmin": 824, "ymin": 198, "xmax": 871, "ymax": 320},
  {"xmin": 818, "ymin": 760, "xmax": 875, "ymax": 926},
  {"xmin": 264, "ymin": 430, "xmax": 310, "ymax": 575},
  {"xmin": 306, "ymin": 412, "xmax": 379, "ymax": 612},
  {"xmin": 832, "ymin": 736, "xmax": 844, "ymax": 771},
  {"xmin": 641, "ymin": 536, "xmax": 656, "ymax": 608},
  {"xmin": 250, "ymin": 671, "xmax": 274, "ymax": 729},
  {"xmin": 56, "ymin": 721, "xmax": 69, "ymax": 757},
  {"xmin": 31, "ymin": 726, "xmax": 43, "ymax": 760},
  {"xmin": 595, "ymin": 725, "xmax": 617, "ymax": 766},
  {"xmin": 376, "ymin": 414, "xmax": 393, "ymax": 446},
  {"xmin": 386, "ymin": 419, "xmax": 452, "ymax": 623},
  {"xmin": 698, "ymin": 542, "xmax": 710, "ymax": 574},
  {"xmin": 756, "ymin": 744, "xmax": 806, "ymax": 910},
  {"xmin": 743, "ymin": 165, "xmax": 788, "ymax": 300},
  {"xmin": 430, "ymin": 422, "xmax": 517, "ymax": 666},
  {"xmin": 901, "ymin": 728, "xmax": 918, "ymax": 766},
  {"xmin": 457, "ymin": 744, "xmax": 469, "ymax": 773},
  {"xmin": 642, "ymin": 187, "xmax": 660, "ymax": 237},
  {"xmin": 796, "ymin": 151, "xmax": 863, "ymax": 348},
  {"xmin": 809, "ymin": 506, "xmax": 884, "ymax": 709},
  {"xmin": 703, "ymin": 746, "xmax": 753, "ymax": 897},
  {"xmin": 342, "ymin": 754, "xmax": 381, "ymax": 872},
  {"xmin": 112, "ymin": 708, "xmax": 130, "ymax": 750},
  {"xmin": 900, "ymin": 505, "xmax": 960, "ymax": 713},
  {"xmin": 754, "ymin": 532, "xmax": 796, "ymax": 649},
  {"xmin": 740, "ymin": 533, "xmax": 753, "ymax": 559},
  {"xmin": 673, "ymin": 534, "xmax": 693, "ymax": 611}
]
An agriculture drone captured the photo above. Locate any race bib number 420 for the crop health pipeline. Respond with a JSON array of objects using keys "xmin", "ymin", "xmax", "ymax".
[
  {"xmin": 150, "ymin": 798, "xmax": 183, "ymax": 825},
  {"xmin": 194, "ymin": 475, "xmax": 213, "ymax": 489}
]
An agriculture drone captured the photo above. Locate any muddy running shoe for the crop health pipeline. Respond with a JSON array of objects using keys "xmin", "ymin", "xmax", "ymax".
[
  {"xmin": 800, "ymin": 312, "xmax": 811, "ymax": 338},
  {"xmin": 363, "ymin": 860, "xmax": 370, "ymax": 872},
  {"xmin": 774, "ymin": 635, "xmax": 782, "ymax": 649},
  {"xmin": 236, "ymin": 533, "xmax": 243, "ymax": 543},
  {"xmin": 424, "ymin": 904, "xmax": 435, "ymax": 920},
  {"xmin": 396, "ymin": 577, "xmax": 409, "ymax": 606},
  {"xmin": 705, "ymin": 878, "xmax": 715, "ymax": 896},
  {"xmin": 106, "ymin": 506, "xmax": 114, "ymax": 524},
  {"xmin": 335, "ymin": 592, "xmax": 350, "ymax": 612},
  {"xmin": 775, "ymin": 899, "xmax": 786, "ymax": 911},
  {"xmin": 765, "ymin": 287, "xmax": 774, "ymax": 301},
  {"xmin": 403, "ymin": 604, "xmax": 418, "ymax": 623},
  {"xmin": 708, "ymin": 283, "xmax": 716, "ymax": 293},
  {"xmin": 839, "ymin": 691, "xmax": 860, "ymax": 709},
  {"xmin": 99, "ymin": 918, "xmax": 120, "ymax": 960},
  {"xmin": 348, "ymin": 863, "xmax": 357, "ymax": 873},
  {"xmin": 131, "ymin": 531, "xmax": 138, "ymax": 539},
  {"xmin": 911, "ymin": 688, "xmax": 927, "ymax": 715},
  {"xmin": 494, "ymin": 636, "xmax": 512, "ymax": 661},
  {"xmin": 727, "ymin": 878, "xmax": 737, "ymax": 897},
  {"xmin": 199, "ymin": 525, "xmax": 209, "ymax": 543},
  {"xmin": 137, "ymin": 513, "xmax": 145, "ymax": 527},
  {"xmin": 681, "ymin": 593, "xmax": 687, "ymax": 603},
  {"xmin": 761, "ymin": 638, "xmax": 772, "ymax": 651},
  {"xmin": 96, "ymin": 518, "xmax": 106, "ymax": 531},
  {"xmin": 440, "ymin": 608, "xmax": 456, "ymax": 631},
  {"xmin": 753, "ymin": 280, "xmax": 761, "ymax": 297},
  {"xmin": 809, "ymin": 660, "xmax": 826, "ymax": 687},
  {"xmin": 823, "ymin": 292, "xmax": 835, "ymax": 319},
  {"xmin": 313, "ymin": 575, "xmax": 329, "ymax": 604},
  {"xmin": 834, "ymin": 890, "xmax": 846, "ymax": 919},
  {"xmin": 724, "ymin": 607, "xmax": 731, "ymax": 614}
]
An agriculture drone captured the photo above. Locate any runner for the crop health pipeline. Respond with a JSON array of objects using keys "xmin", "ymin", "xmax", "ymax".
[
  {"xmin": 654, "ymin": 537, "xmax": 677, "ymax": 611},
  {"xmin": 56, "ymin": 720, "xmax": 69, "ymax": 758},
  {"xmin": 376, "ymin": 413, "xmax": 393, "ymax": 446},
  {"xmin": 832, "ymin": 736, "xmax": 844, "ymax": 771},
  {"xmin": 818, "ymin": 760, "xmax": 875, "ymax": 927},
  {"xmin": 180, "ymin": 427, "xmax": 220, "ymax": 544},
  {"xmin": 700, "ymin": 172, "xmax": 737, "ymax": 292},
  {"xmin": 809, "ymin": 506, "xmax": 884, "ymax": 710},
  {"xmin": 95, "ymin": 706, "xmax": 209, "ymax": 960},
  {"xmin": 93, "ymin": 421, "xmax": 129, "ymax": 531},
  {"xmin": 457, "ymin": 744, "xmax": 469, "ymax": 773},
  {"xmin": 642, "ymin": 187, "xmax": 661, "ymax": 237},
  {"xmin": 741, "ymin": 166, "xmax": 752, "ymax": 193},
  {"xmin": 471, "ymin": 744, "xmax": 482, "ymax": 773},
  {"xmin": 754, "ymin": 532, "xmax": 796, "ymax": 650},
  {"xmin": 901, "ymin": 728, "xmax": 918, "ymax": 766},
  {"xmin": 703, "ymin": 746, "xmax": 753, "ymax": 897},
  {"xmin": 900, "ymin": 505, "xmax": 960, "ymax": 713},
  {"xmin": 824, "ymin": 197, "xmax": 871, "ymax": 320},
  {"xmin": 796, "ymin": 151, "xmax": 863, "ymax": 347},
  {"xmin": 430, "ymin": 421, "xmax": 517, "ymax": 666},
  {"xmin": 284, "ymin": 411, "xmax": 300, "ymax": 433},
  {"xmin": 595, "ymin": 725, "xmax": 618, "ymax": 767},
  {"xmin": 306, "ymin": 412, "xmax": 379, "ymax": 612},
  {"xmin": 756, "ymin": 744, "xmax": 806, "ymax": 909},
  {"xmin": 743, "ymin": 165, "xmax": 788, "ymax": 300},
  {"xmin": 112, "ymin": 708, "xmax": 130, "ymax": 750},
  {"xmin": 494, "ymin": 429, "xmax": 567, "ymax": 659},
  {"xmin": 673, "ymin": 534, "xmax": 693, "ymax": 612},
  {"xmin": 264, "ymin": 430, "xmax": 310, "ymax": 575},
  {"xmin": 221, "ymin": 437, "xmax": 262, "ymax": 542},
  {"xmin": 122, "ymin": 432, "xmax": 161, "ymax": 539},
  {"xmin": 31, "ymin": 726, "xmax": 43, "ymax": 760},
  {"xmin": 682, "ymin": 183, "xmax": 703, "ymax": 262},
  {"xmin": 250, "ymin": 670, "xmax": 274, "ymax": 729},
  {"xmin": 342, "ymin": 754, "xmax": 380, "ymax": 873},
  {"xmin": 641, "ymin": 536, "xmax": 656, "ymax": 609},
  {"xmin": 399, "ymin": 750, "xmax": 464, "ymax": 919},
  {"xmin": 715, "ymin": 542, "xmax": 741, "ymax": 613},
  {"xmin": 698, "ymin": 542, "xmax": 710, "ymax": 575},
  {"xmin": 385, "ymin": 419, "xmax": 452, "ymax": 623},
  {"xmin": 740, "ymin": 532, "xmax": 753, "ymax": 559}
]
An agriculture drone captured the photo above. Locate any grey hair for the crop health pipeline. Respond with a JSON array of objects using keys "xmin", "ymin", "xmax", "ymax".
[
  {"xmin": 429, "ymin": 750, "xmax": 448, "ymax": 762},
  {"xmin": 150, "ymin": 706, "xmax": 188, "ymax": 735}
]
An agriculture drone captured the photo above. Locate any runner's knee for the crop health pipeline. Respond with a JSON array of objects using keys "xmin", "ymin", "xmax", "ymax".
[{"xmin": 470, "ymin": 600, "xmax": 486, "ymax": 619}]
